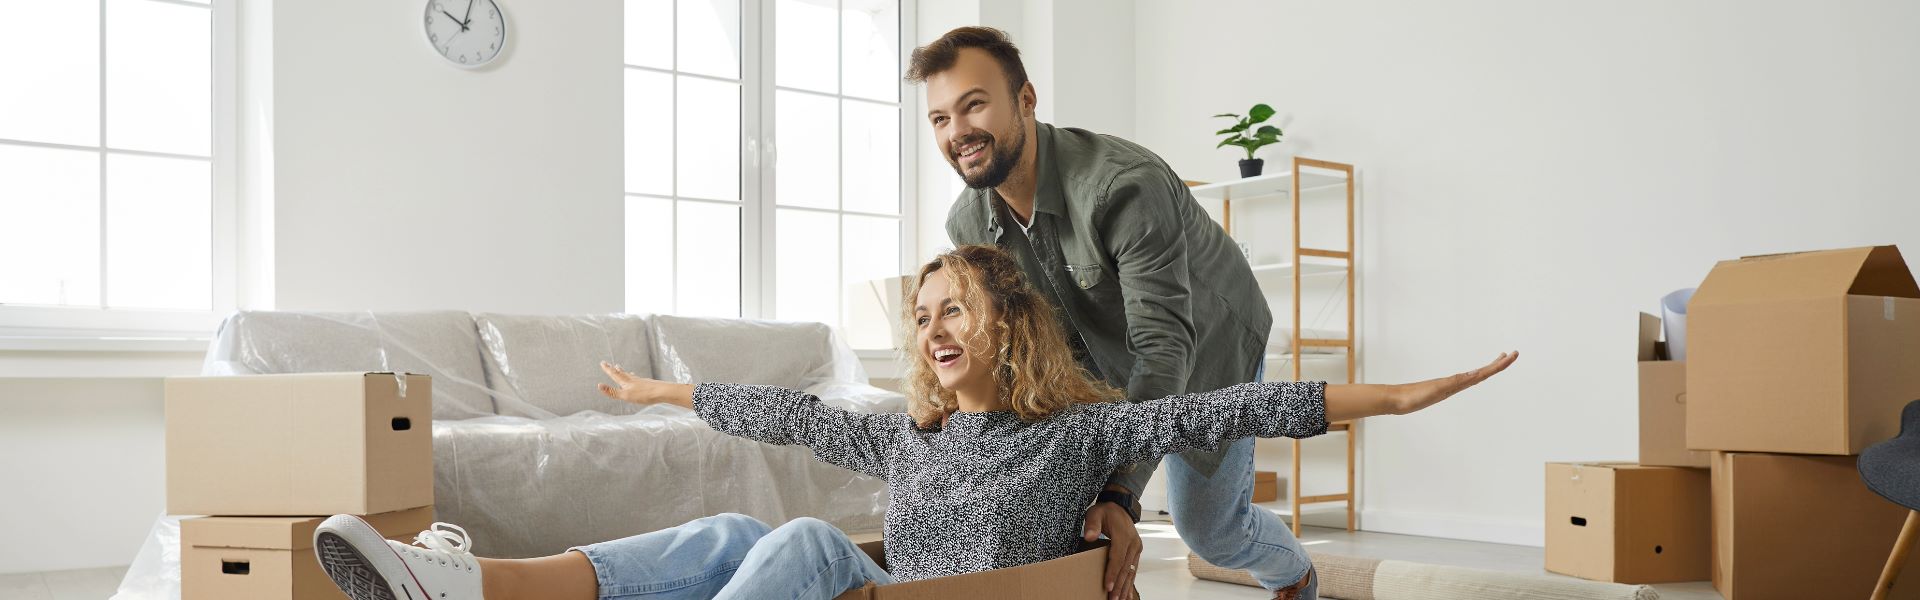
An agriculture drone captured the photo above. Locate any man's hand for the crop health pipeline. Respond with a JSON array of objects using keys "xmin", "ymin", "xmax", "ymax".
[
  {"xmin": 1083, "ymin": 499, "xmax": 1141, "ymax": 600},
  {"xmin": 596, "ymin": 361, "xmax": 695, "ymax": 409}
]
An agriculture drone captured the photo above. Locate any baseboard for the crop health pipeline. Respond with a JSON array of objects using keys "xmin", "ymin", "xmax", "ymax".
[{"xmin": 1359, "ymin": 508, "xmax": 1543, "ymax": 547}]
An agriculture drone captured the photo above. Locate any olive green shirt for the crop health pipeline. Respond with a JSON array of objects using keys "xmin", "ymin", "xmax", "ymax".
[{"xmin": 946, "ymin": 122, "xmax": 1273, "ymax": 494}]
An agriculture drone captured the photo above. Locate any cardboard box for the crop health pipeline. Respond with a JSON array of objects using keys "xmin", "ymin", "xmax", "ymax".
[
  {"xmin": 1638, "ymin": 313, "xmax": 1707, "ymax": 468},
  {"xmin": 1687, "ymin": 246, "xmax": 1920, "ymax": 455},
  {"xmin": 831, "ymin": 540, "xmax": 1109, "ymax": 599},
  {"xmin": 167, "ymin": 372, "xmax": 433, "ymax": 516},
  {"xmin": 1710, "ymin": 452, "xmax": 1909, "ymax": 599},
  {"xmin": 1252, "ymin": 471, "xmax": 1280, "ymax": 503},
  {"xmin": 1544, "ymin": 462, "xmax": 1709, "ymax": 584},
  {"xmin": 182, "ymin": 506, "xmax": 434, "ymax": 600}
]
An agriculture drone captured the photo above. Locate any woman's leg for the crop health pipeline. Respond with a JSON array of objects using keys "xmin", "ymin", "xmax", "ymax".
[
  {"xmin": 490, "ymin": 513, "xmax": 774, "ymax": 600},
  {"xmin": 1166, "ymin": 437, "xmax": 1316, "ymax": 598},
  {"xmin": 711, "ymin": 517, "xmax": 891, "ymax": 600}
]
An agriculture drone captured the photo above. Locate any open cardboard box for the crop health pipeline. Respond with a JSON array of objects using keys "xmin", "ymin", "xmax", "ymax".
[
  {"xmin": 1637, "ymin": 313, "xmax": 1706, "ymax": 468},
  {"xmin": 831, "ymin": 539, "xmax": 1110, "ymax": 599},
  {"xmin": 1687, "ymin": 245, "xmax": 1920, "ymax": 455}
]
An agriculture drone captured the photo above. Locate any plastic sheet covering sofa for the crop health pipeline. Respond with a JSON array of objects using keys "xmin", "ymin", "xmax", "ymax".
[{"xmin": 113, "ymin": 310, "xmax": 903, "ymax": 600}]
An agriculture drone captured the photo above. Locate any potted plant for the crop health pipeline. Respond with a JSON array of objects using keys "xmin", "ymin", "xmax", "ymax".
[{"xmin": 1214, "ymin": 103, "xmax": 1283, "ymax": 178}]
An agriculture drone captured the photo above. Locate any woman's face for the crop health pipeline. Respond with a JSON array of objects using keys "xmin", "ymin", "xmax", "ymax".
[{"xmin": 914, "ymin": 269, "xmax": 997, "ymax": 394}]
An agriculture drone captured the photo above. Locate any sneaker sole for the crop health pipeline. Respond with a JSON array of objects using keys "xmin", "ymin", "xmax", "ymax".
[{"xmin": 313, "ymin": 516, "xmax": 423, "ymax": 600}]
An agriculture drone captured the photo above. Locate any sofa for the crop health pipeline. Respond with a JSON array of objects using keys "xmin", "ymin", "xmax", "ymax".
[{"xmin": 199, "ymin": 310, "xmax": 902, "ymax": 557}]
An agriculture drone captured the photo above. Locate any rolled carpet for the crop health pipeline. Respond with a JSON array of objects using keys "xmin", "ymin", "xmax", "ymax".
[{"xmin": 1186, "ymin": 553, "xmax": 1658, "ymax": 600}]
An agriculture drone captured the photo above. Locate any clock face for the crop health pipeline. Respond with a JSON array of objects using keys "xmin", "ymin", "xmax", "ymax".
[{"xmin": 424, "ymin": 0, "xmax": 506, "ymax": 67}]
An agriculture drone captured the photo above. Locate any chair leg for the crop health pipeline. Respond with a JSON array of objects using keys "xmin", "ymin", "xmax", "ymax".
[{"xmin": 1874, "ymin": 510, "xmax": 1920, "ymax": 600}]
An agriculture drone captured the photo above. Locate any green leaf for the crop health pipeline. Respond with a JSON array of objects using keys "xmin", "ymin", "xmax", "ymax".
[
  {"xmin": 1214, "ymin": 126, "xmax": 1243, "ymax": 136},
  {"xmin": 1216, "ymin": 138, "xmax": 1237, "ymax": 149},
  {"xmin": 1248, "ymin": 104, "xmax": 1276, "ymax": 123},
  {"xmin": 1256, "ymin": 125, "xmax": 1282, "ymax": 137},
  {"xmin": 1212, "ymin": 113, "xmax": 1240, "ymax": 119}
]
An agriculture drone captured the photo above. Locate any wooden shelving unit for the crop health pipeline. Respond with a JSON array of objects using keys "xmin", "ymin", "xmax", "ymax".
[{"xmin": 1187, "ymin": 156, "xmax": 1359, "ymax": 535}]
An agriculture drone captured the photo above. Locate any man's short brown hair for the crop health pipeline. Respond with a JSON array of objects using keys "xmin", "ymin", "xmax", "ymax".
[{"xmin": 904, "ymin": 26, "xmax": 1029, "ymax": 95}]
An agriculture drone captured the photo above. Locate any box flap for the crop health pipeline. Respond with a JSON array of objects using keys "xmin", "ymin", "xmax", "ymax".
[
  {"xmin": 1693, "ymin": 246, "xmax": 1917, "ymax": 306},
  {"xmin": 182, "ymin": 506, "xmax": 434, "ymax": 551},
  {"xmin": 1637, "ymin": 313, "xmax": 1661, "ymax": 361}
]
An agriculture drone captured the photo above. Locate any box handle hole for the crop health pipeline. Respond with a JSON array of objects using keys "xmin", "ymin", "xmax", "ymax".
[
  {"xmin": 1570, "ymin": 517, "xmax": 1588, "ymax": 527},
  {"xmin": 221, "ymin": 560, "xmax": 251, "ymax": 575},
  {"xmin": 392, "ymin": 417, "xmax": 412, "ymax": 431},
  {"xmin": 1654, "ymin": 545, "xmax": 1663, "ymax": 554}
]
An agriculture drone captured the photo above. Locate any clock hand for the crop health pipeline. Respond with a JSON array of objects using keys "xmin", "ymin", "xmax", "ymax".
[
  {"xmin": 440, "ymin": 9, "xmax": 468, "ymax": 30},
  {"xmin": 462, "ymin": 0, "xmax": 475, "ymax": 26}
]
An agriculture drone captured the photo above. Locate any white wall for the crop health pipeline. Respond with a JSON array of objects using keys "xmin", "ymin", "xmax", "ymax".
[
  {"xmin": 0, "ymin": 379, "xmax": 167, "ymax": 574},
  {"xmin": 270, "ymin": 0, "xmax": 623, "ymax": 313},
  {"xmin": 1131, "ymin": 0, "xmax": 1920, "ymax": 545}
]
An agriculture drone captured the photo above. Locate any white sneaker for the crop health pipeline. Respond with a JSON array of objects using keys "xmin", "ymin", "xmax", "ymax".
[{"xmin": 313, "ymin": 515, "xmax": 485, "ymax": 600}]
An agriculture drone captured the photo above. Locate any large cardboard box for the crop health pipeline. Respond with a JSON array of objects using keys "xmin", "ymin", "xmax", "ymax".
[
  {"xmin": 1544, "ymin": 462, "xmax": 1710, "ymax": 584},
  {"xmin": 167, "ymin": 372, "xmax": 433, "ymax": 516},
  {"xmin": 1687, "ymin": 246, "xmax": 1920, "ymax": 455},
  {"xmin": 1709, "ymin": 452, "xmax": 1909, "ymax": 600},
  {"xmin": 182, "ymin": 506, "xmax": 434, "ymax": 600},
  {"xmin": 1638, "ymin": 313, "xmax": 1706, "ymax": 468},
  {"xmin": 831, "ymin": 540, "xmax": 1110, "ymax": 599}
]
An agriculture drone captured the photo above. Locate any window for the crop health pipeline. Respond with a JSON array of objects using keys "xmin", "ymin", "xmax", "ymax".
[
  {"xmin": 624, "ymin": 0, "xmax": 912, "ymax": 350},
  {"xmin": 0, "ymin": 0, "xmax": 231, "ymax": 336}
]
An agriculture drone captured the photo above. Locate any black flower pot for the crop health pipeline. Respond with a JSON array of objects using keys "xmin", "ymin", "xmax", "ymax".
[{"xmin": 1238, "ymin": 158, "xmax": 1265, "ymax": 178}]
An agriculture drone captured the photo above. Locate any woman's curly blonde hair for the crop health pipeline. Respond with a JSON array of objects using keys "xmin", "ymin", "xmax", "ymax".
[{"xmin": 901, "ymin": 245, "xmax": 1124, "ymax": 428}]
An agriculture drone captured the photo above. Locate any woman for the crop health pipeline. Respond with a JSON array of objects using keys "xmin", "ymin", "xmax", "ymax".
[{"xmin": 310, "ymin": 245, "xmax": 1517, "ymax": 600}]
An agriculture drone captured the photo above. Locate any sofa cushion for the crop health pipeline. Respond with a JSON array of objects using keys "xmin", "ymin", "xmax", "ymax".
[
  {"xmin": 648, "ymin": 315, "xmax": 836, "ymax": 389},
  {"xmin": 475, "ymin": 313, "xmax": 654, "ymax": 418},
  {"xmin": 221, "ymin": 310, "xmax": 496, "ymax": 419}
]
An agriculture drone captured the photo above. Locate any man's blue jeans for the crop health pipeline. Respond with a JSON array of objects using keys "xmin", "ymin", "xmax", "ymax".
[
  {"xmin": 569, "ymin": 514, "xmax": 889, "ymax": 600},
  {"xmin": 1163, "ymin": 362, "xmax": 1317, "ymax": 597}
]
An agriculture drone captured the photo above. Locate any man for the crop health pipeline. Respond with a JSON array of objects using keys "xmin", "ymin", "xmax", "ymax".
[{"xmin": 909, "ymin": 27, "xmax": 1317, "ymax": 600}]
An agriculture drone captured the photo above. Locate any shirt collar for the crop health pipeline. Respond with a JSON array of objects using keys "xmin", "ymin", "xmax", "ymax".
[{"xmin": 978, "ymin": 121, "xmax": 1062, "ymax": 239}]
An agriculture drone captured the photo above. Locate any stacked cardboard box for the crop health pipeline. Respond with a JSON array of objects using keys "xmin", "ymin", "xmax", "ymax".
[
  {"xmin": 1542, "ymin": 315, "xmax": 1714, "ymax": 585},
  {"xmin": 166, "ymin": 372, "xmax": 436, "ymax": 600},
  {"xmin": 1685, "ymin": 246, "xmax": 1920, "ymax": 600}
]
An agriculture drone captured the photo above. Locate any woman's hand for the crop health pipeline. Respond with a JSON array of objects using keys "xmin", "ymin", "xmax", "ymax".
[
  {"xmin": 1391, "ymin": 351, "xmax": 1518, "ymax": 415},
  {"xmin": 597, "ymin": 361, "xmax": 696, "ymax": 409},
  {"xmin": 1082, "ymin": 498, "xmax": 1141, "ymax": 600}
]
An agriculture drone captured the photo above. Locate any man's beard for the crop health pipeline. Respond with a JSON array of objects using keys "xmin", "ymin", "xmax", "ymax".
[{"xmin": 949, "ymin": 119, "xmax": 1027, "ymax": 190}]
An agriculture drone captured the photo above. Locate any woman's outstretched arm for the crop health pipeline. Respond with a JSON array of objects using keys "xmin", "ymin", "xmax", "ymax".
[
  {"xmin": 596, "ymin": 362, "xmax": 907, "ymax": 480},
  {"xmin": 1087, "ymin": 352, "xmax": 1518, "ymax": 470}
]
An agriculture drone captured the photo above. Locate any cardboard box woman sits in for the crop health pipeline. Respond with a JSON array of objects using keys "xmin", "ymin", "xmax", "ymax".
[{"xmin": 308, "ymin": 245, "xmax": 1518, "ymax": 600}]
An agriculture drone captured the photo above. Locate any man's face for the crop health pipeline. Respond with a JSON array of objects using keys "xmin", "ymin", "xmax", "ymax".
[{"xmin": 923, "ymin": 48, "xmax": 1030, "ymax": 190}]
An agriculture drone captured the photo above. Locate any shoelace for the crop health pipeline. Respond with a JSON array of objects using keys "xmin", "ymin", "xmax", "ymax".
[{"xmin": 404, "ymin": 522, "xmax": 477, "ymax": 572}]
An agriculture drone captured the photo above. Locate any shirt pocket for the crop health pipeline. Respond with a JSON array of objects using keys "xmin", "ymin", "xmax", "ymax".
[{"xmin": 1066, "ymin": 263, "xmax": 1107, "ymax": 290}]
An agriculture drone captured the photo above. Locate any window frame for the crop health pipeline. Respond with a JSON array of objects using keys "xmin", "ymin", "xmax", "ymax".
[{"xmin": 0, "ymin": 0, "xmax": 238, "ymax": 342}]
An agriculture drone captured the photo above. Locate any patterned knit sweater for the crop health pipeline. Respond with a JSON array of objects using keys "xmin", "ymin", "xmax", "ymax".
[{"xmin": 690, "ymin": 380, "xmax": 1329, "ymax": 582}]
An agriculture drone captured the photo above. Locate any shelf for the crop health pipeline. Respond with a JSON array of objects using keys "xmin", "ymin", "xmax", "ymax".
[
  {"xmin": 1244, "ymin": 255, "xmax": 1351, "ymax": 276},
  {"xmin": 1187, "ymin": 169, "xmax": 1350, "ymax": 201}
]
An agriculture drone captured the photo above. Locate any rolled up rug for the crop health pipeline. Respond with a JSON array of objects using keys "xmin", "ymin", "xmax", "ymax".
[{"xmin": 1187, "ymin": 552, "xmax": 1658, "ymax": 600}]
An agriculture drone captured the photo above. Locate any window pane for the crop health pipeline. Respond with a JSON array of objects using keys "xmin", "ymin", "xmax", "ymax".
[
  {"xmin": 0, "ymin": 145, "xmax": 101, "ymax": 306},
  {"xmin": 774, "ymin": 90, "xmax": 837, "ymax": 209},
  {"xmin": 624, "ymin": 0, "xmax": 672, "ymax": 69},
  {"xmin": 676, "ymin": 201, "xmax": 739, "ymax": 317},
  {"xmin": 841, "ymin": 215, "xmax": 899, "ymax": 350},
  {"xmin": 841, "ymin": 100, "xmax": 898, "ymax": 215},
  {"xmin": 104, "ymin": 154, "xmax": 210, "ymax": 310},
  {"xmin": 775, "ymin": 209, "xmax": 838, "ymax": 326},
  {"xmin": 775, "ymin": 0, "xmax": 836, "ymax": 93},
  {"xmin": 676, "ymin": 0, "xmax": 738, "ymax": 79},
  {"xmin": 106, "ymin": 0, "xmax": 210, "ymax": 157},
  {"xmin": 0, "ymin": 0, "xmax": 100, "ymax": 146},
  {"xmin": 624, "ymin": 69, "xmax": 673, "ymax": 196},
  {"xmin": 841, "ymin": 0, "xmax": 897, "ymax": 102},
  {"xmin": 675, "ymin": 76, "xmax": 739, "ymax": 201},
  {"xmin": 625, "ymin": 196, "xmax": 674, "ymax": 314}
]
